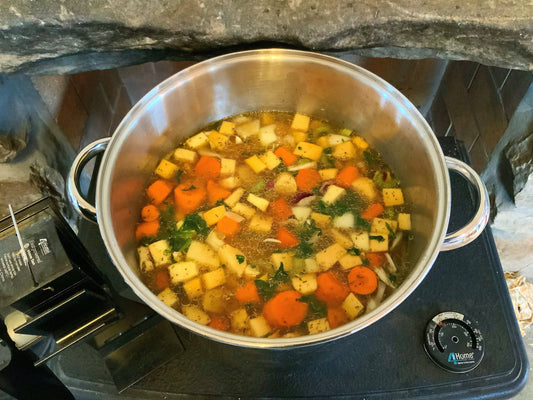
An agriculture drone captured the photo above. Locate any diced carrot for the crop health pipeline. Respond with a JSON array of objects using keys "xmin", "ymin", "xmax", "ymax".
[
  {"xmin": 154, "ymin": 270, "xmax": 170, "ymax": 291},
  {"xmin": 348, "ymin": 266, "xmax": 378, "ymax": 295},
  {"xmin": 135, "ymin": 221, "xmax": 159, "ymax": 240},
  {"xmin": 314, "ymin": 272, "xmax": 350, "ymax": 305},
  {"xmin": 235, "ymin": 281, "xmax": 261, "ymax": 304},
  {"xmin": 195, "ymin": 155, "xmax": 221, "ymax": 179},
  {"xmin": 208, "ymin": 317, "xmax": 229, "ymax": 331},
  {"xmin": 207, "ymin": 180, "xmax": 231, "ymax": 204},
  {"xmin": 295, "ymin": 168, "xmax": 322, "ymax": 192},
  {"xmin": 270, "ymin": 198, "xmax": 293, "ymax": 221},
  {"xmin": 263, "ymin": 291, "xmax": 308, "ymax": 328},
  {"xmin": 146, "ymin": 179, "xmax": 174, "ymax": 205},
  {"xmin": 141, "ymin": 204, "xmax": 160, "ymax": 222},
  {"xmin": 274, "ymin": 146, "xmax": 297, "ymax": 166},
  {"xmin": 174, "ymin": 181, "xmax": 207, "ymax": 215},
  {"xmin": 327, "ymin": 306, "xmax": 350, "ymax": 329},
  {"xmin": 217, "ymin": 216, "xmax": 240, "ymax": 238},
  {"xmin": 277, "ymin": 226, "xmax": 300, "ymax": 248},
  {"xmin": 361, "ymin": 203, "xmax": 385, "ymax": 220},
  {"xmin": 366, "ymin": 252, "xmax": 385, "ymax": 267},
  {"xmin": 336, "ymin": 166, "xmax": 360, "ymax": 188}
]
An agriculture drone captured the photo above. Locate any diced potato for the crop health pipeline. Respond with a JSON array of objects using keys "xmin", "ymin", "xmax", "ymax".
[
  {"xmin": 249, "ymin": 214, "xmax": 273, "ymax": 233},
  {"xmin": 369, "ymin": 233, "xmax": 389, "ymax": 252},
  {"xmin": 138, "ymin": 246, "xmax": 154, "ymax": 272},
  {"xmin": 332, "ymin": 141, "xmax": 356, "ymax": 160},
  {"xmin": 218, "ymin": 244, "xmax": 247, "ymax": 277},
  {"xmin": 249, "ymin": 316, "xmax": 272, "ymax": 338},
  {"xmin": 183, "ymin": 277, "xmax": 203, "ymax": 300},
  {"xmin": 244, "ymin": 264, "xmax": 262, "ymax": 279},
  {"xmin": 352, "ymin": 177, "xmax": 377, "ymax": 201},
  {"xmin": 219, "ymin": 176, "xmax": 241, "ymax": 189},
  {"xmin": 292, "ymin": 206, "xmax": 311, "ymax": 223},
  {"xmin": 157, "ymin": 288, "xmax": 179, "ymax": 307},
  {"xmin": 352, "ymin": 136, "xmax": 369, "ymax": 150},
  {"xmin": 398, "ymin": 213, "xmax": 411, "ymax": 230},
  {"xmin": 206, "ymin": 229, "xmax": 225, "ymax": 251},
  {"xmin": 328, "ymin": 134, "xmax": 350, "ymax": 146},
  {"xmin": 187, "ymin": 241, "xmax": 220, "ymax": 270},
  {"xmin": 245, "ymin": 155, "xmax": 267, "ymax": 173},
  {"xmin": 322, "ymin": 185, "xmax": 346, "ymax": 205},
  {"xmin": 271, "ymin": 252, "xmax": 294, "ymax": 271},
  {"xmin": 232, "ymin": 202, "xmax": 256, "ymax": 219},
  {"xmin": 247, "ymin": 193, "xmax": 269, "ymax": 211},
  {"xmin": 291, "ymin": 113, "xmax": 310, "ymax": 131},
  {"xmin": 148, "ymin": 240, "xmax": 172, "ymax": 268},
  {"xmin": 319, "ymin": 168, "xmax": 338, "ymax": 181},
  {"xmin": 291, "ymin": 273, "xmax": 318, "ymax": 295},
  {"xmin": 231, "ymin": 308, "xmax": 249, "ymax": 332},
  {"xmin": 173, "ymin": 148, "xmax": 197, "ymax": 163},
  {"xmin": 274, "ymin": 172, "xmax": 297, "ymax": 194},
  {"xmin": 168, "ymin": 261, "xmax": 199, "ymax": 284},
  {"xmin": 371, "ymin": 218, "xmax": 398, "ymax": 235},
  {"xmin": 235, "ymin": 119, "xmax": 260, "ymax": 138},
  {"xmin": 202, "ymin": 268, "xmax": 226, "ymax": 290},
  {"xmin": 219, "ymin": 120, "xmax": 235, "ymax": 135},
  {"xmin": 316, "ymin": 136, "xmax": 330, "ymax": 148},
  {"xmin": 182, "ymin": 305, "xmax": 211, "ymax": 325},
  {"xmin": 311, "ymin": 212, "xmax": 331, "ymax": 228},
  {"xmin": 202, "ymin": 288, "xmax": 225, "ymax": 313},
  {"xmin": 220, "ymin": 158, "xmax": 236, "ymax": 177},
  {"xmin": 304, "ymin": 258, "xmax": 320, "ymax": 273},
  {"xmin": 261, "ymin": 113, "xmax": 275, "ymax": 126},
  {"xmin": 350, "ymin": 232, "xmax": 370, "ymax": 251},
  {"xmin": 155, "ymin": 159, "xmax": 179, "ymax": 180},
  {"xmin": 342, "ymin": 293, "xmax": 364, "ymax": 320},
  {"xmin": 333, "ymin": 213, "xmax": 354, "ymax": 229},
  {"xmin": 293, "ymin": 141, "xmax": 323, "ymax": 161},
  {"xmin": 316, "ymin": 243, "xmax": 346, "ymax": 271},
  {"xmin": 307, "ymin": 318, "xmax": 330, "ymax": 334},
  {"xmin": 203, "ymin": 205, "xmax": 226, "ymax": 226},
  {"xmin": 383, "ymin": 188, "xmax": 404, "ymax": 206},
  {"xmin": 224, "ymin": 187, "xmax": 245, "ymax": 207},
  {"xmin": 186, "ymin": 132, "xmax": 209, "ymax": 149},
  {"xmin": 260, "ymin": 151, "xmax": 281, "ymax": 170},
  {"xmin": 339, "ymin": 254, "xmax": 363, "ymax": 270},
  {"xmin": 330, "ymin": 229, "xmax": 354, "ymax": 249},
  {"xmin": 259, "ymin": 124, "xmax": 278, "ymax": 146},
  {"xmin": 292, "ymin": 130, "xmax": 307, "ymax": 143}
]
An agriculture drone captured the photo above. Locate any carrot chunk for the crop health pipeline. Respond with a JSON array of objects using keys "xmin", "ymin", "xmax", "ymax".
[
  {"xmin": 263, "ymin": 291, "xmax": 308, "ymax": 328},
  {"xmin": 361, "ymin": 203, "xmax": 385, "ymax": 220},
  {"xmin": 336, "ymin": 166, "xmax": 360, "ymax": 188},
  {"xmin": 235, "ymin": 281, "xmax": 261, "ymax": 304},
  {"xmin": 314, "ymin": 272, "xmax": 350, "ymax": 305},
  {"xmin": 270, "ymin": 198, "xmax": 293, "ymax": 221},
  {"xmin": 366, "ymin": 252, "xmax": 385, "ymax": 268},
  {"xmin": 154, "ymin": 270, "xmax": 170, "ymax": 291},
  {"xmin": 174, "ymin": 181, "xmax": 207, "ymax": 215},
  {"xmin": 141, "ymin": 204, "xmax": 160, "ymax": 222},
  {"xmin": 295, "ymin": 168, "xmax": 322, "ymax": 192},
  {"xmin": 208, "ymin": 317, "xmax": 229, "ymax": 331},
  {"xmin": 217, "ymin": 216, "xmax": 240, "ymax": 238},
  {"xmin": 277, "ymin": 226, "xmax": 300, "ymax": 248},
  {"xmin": 348, "ymin": 266, "xmax": 378, "ymax": 295},
  {"xmin": 207, "ymin": 180, "xmax": 231, "ymax": 204},
  {"xmin": 195, "ymin": 155, "xmax": 221, "ymax": 179},
  {"xmin": 274, "ymin": 146, "xmax": 297, "ymax": 166},
  {"xmin": 146, "ymin": 179, "xmax": 174, "ymax": 205},
  {"xmin": 135, "ymin": 220, "xmax": 160, "ymax": 240},
  {"xmin": 327, "ymin": 306, "xmax": 350, "ymax": 329}
]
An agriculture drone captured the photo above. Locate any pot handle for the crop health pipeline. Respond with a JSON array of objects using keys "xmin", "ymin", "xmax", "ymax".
[
  {"xmin": 67, "ymin": 138, "xmax": 110, "ymax": 222},
  {"xmin": 440, "ymin": 156, "xmax": 490, "ymax": 251}
]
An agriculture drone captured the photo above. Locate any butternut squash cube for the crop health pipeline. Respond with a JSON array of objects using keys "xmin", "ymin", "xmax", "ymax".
[
  {"xmin": 245, "ymin": 155, "xmax": 267, "ymax": 173},
  {"xmin": 319, "ymin": 168, "xmax": 338, "ymax": 181},
  {"xmin": 316, "ymin": 136, "xmax": 330, "ymax": 148},
  {"xmin": 249, "ymin": 316, "xmax": 272, "ymax": 337},
  {"xmin": 249, "ymin": 214, "xmax": 273, "ymax": 233},
  {"xmin": 342, "ymin": 292, "xmax": 364, "ymax": 320},
  {"xmin": 157, "ymin": 288, "xmax": 179, "ymax": 307},
  {"xmin": 292, "ymin": 130, "xmax": 308, "ymax": 143},
  {"xmin": 183, "ymin": 277, "xmax": 203, "ymax": 300},
  {"xmin": 383, "ymin": 188, "xmax": 404, "ymax": 206},
  {"xmin": 332, "ymin": 141, "xmax": 357, "ymax": 160},
  {"xmin": 168, "ymin": 261, "xmax": 199, "ymax": 284},
  {"xmin": 155, "ymin": 159, "xmax": 179, "ymax": 180},
  {"xmin": 203, "ymin": 205, "xmax": 227, "ymax": 226},
  {"xmin": 207, "ymin": 131, "xmax": 229, "ymax": 150},
  {"xmin": 260, "ymin": 151, "xmax": 281, "ymax": 170},
  {"xmin": 307, "ymin": 318, "xmax": 331, "ymax": 334},
  {"xmin": 293, "ymin": 141, "xmax": 323, "ymax": 161},
  {"xmin": 219, "ymin": 120, "xmax": 235, "ymax": 135},
  {"xmin": 339, "ymin": 254, "xmax": 363, "ymax": 270},
  {"xmin": 201, "ymin": 268, "xmax": 226, "ymax": 290},
  {"xmin": 352, "ymin": 177, "xmax": 377, "ymax": 201},
  {"xmin": 398, "ymin": 213, "xmax": 411, "ymax": 230},
  {"xmin": 352, "ymin": 136, "xmax": 369, "ymax": 150},
  {"xmin": 371, "ymin": 218, "xmax": 398, "ymax": 235},
  {"xmin": 291, "ymin": 113, "xmax": 310, "ymax": 132},
  {"xmin": 202, "ymin": 288, "xmax": 225, "ymax": 313},
  {"xmin": 316, "ymin": 243, "xmax": 346, "ymax": 271},
  {"xmin": 182, "ymin": 305, "xmax": 211, "ymax": 325},
  {"xmin": 369, "ymin": 233, "xmax": 389, "ymax": 252},
  {"xmin": 311, "ymin": 212, "xmax": 331, "ymax": 228}
]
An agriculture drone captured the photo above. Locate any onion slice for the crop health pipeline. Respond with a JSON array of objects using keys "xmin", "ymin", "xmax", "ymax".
[
  {"xmin": 224, "ymin": 211, "xmax": 245, "ymax": 223},
  {"xmin": 288, "ymin": 161, "xmax": 317, "ymax": 172}
]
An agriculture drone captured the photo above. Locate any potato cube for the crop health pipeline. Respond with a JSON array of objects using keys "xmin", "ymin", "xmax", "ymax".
[
  {"xmin": 291, "ymin": 113, "xmax": 310, "ymax": 132},
  {"xmin": 232, "ymin": 202, "xmax": 256, "ymax": 219},
  {"xmin": 322, "ymin": 185, "xmax": 346, "ymax": 205},
  {"xmin": 352, "ymin": 177, "xmax": 377, "ymax": 201},
  {"xmin": 259, "ymin": 124, "xmax": 278, "ymax": 146},
  {"xmin": 307, "ymin": 318, "xmax": 331, "ymax": 334},
  {"xmin": 319, "ymin": 168, "xmax": 338, "ymax": 181},
  {"xmin": 182, "ymin": 305, "xmax": 211, "ymax": 325},
  {"xmin": 291, "ymin": 273, "xmax": 318, "ymax": 295},
  {"xmin": 369, "ymin": 233, "xmax": 389, "ymax": 252},
  {"xmin": 311, "ymin": 212, "xmax": 331, "ymax": 228},
  {"xmin": 383, "ymin": 188, "xmax": 404, "ymax": 206},
  {"xmin": 231, "ymin": 308, "xmax": 249, "ymax": 332},
  {"xmin": 218, "ymin": 244, "xmax": 247, "ymax": 277},
  {"xmin": 185, "ymin": 132, "xmax": 209, "ymax": 149},
  {"xmin": 293, "ymin": 142, "xmax": 323, "ymax": 161},
  {"xmin": 235, "ymin": 119, "xmax": 260, "ymax": 138},
  {"xmin": 202, "ymin": 268, "xmax": 226, "ymax": 290},
  {"xmin": 274, "ymin": 172, "xmax": 297, "ymax": 194},
  {"xmin": 352, "ymin": 136, "xmax": 369, "ymax": 150},
  {"xmin": 220, "ymin": 158, "xmax": 236, "ymax": 177},
  {"xmin": 260, "ymin": 151, "xmax": 281, "ymax": 170},
  {"xmin": 316, "ymin": 136, "xmax": 330, "ymax": 148},
  {"xmin": 245, "ymin": 155, "xmax": 267, "ymax": 173},
  {"xmin": 292, "ymin": 206, "xmax": 311, "ymax": 223},
  {"xmin": 203, "ymin": 205, "xmax": 226, "ymax": 226},
  {"xmin": 339, "ymin": 254, "xmax": 363, "ymax": 270},
  {"xmin": 328, "ymin": 134, "xmax": 350, "ymax": 146},
  {"xmin": 342, "ymin": 293, "xmax": 364, "ymax": 320},
  {"xmin": 219, "ymin": 176, "xmax": 241, "ymax": 189},
  {"xmin": 173, "ymin": 148, "xmax": 197, "ymax": 163},
  {"xmin": 187, "ymin": 241, "xmax": 220, "ymax": 270},
  {"xmin": 350, "ymin": 232, "xmax": 370, "ymax": 251},
  {"xmin": 371, "ymin": 218, "xmax": 398, "ymax": 235},
  {"xmin": 244, "ymin": 264, "xmax": 262, "ymax": 279},
  {"xmin": 157, "ymin": 288, "xmax": 179, "ymax": 307},
  {"xmin": 271, "ymin": 252, "xmax": 294, "ymax": 271},
  {"xmin": 224, "ymin": 187, "xmax": 245, "ymax": 207},
  {"xmin": 333, "ymin": 213, "xmax": 354, "ymax": 229},
  {"xmin": 155, "ymin": 159, "xmax": 179, "ymax": 180},
  {"xmin": 292, "ymin": 130, "xmax": 307, "ymax": 143},
  {"xmin": 138, "ymin": 246, "xmax": 154, "ymax": 272},
  {"xmin": 168, "ymin": 261, "xmax": 199, "ymax": 284},
  {"xmin": 398, "ymin": 213, "xmax": 411, "ymax": 230},
  {"xmin": 207, "ymin": 131, "xmax": 229, "ymax": 150},
  {"xmin": 304, "ymin": 258, "xmax": 320, "ymax": 273},
  {"xmin": 249, "ymin": 214, "xmax": 273, "ymax": 233},
  {"xmin": 183, "ymin": 277, "xmax": 203, "ymax": 300},
  {"xmin": 330, "ymin": 229, "xmax": 353, "ymax": 249},
  {"xmin": 247, "ymin": 193, "xmax": 269, "ymax": 211},
  {"xmin": 332, "ymin": 141, "xmax": 356, "ymax": 160},
  {"xmin": 206, "ymin": 229, "xmax": 225, "ymax": 251},
  {"xmin": 219, "ymin": 120, "xmax": 235, "ymax": 135},
  {"xmin": 249, "ymin": 316, "xmax": 272, "ymax": 338},
  {"xmin": 148, "ymin": 240, "xmax": 172, "ymax": 267},
  {"xmin": 202, "ymin": 288, "xmax": 225, "ymax": 313},
  {"xmin": 316, "ymin": 243, "xmax": 346, "ymax": 271}
]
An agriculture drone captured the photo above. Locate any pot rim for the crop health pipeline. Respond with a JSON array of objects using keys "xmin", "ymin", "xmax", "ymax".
[{"xmin": 96, "ymin": 49, "xmax": 450, "ymax": 348}]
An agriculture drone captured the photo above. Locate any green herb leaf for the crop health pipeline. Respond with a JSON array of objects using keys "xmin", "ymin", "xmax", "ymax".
[
  {"xmin": 355, "ymin": 215, "xmax": 371, "ymax": 231},
  {"xmin": 369, "ymin": 235, "xmax": 386, "ymax": 242},
  {"xmin": 175, "ymin": 169, "xmax": 184, "ymax": 183},
  {"xmin": 254, "ymin": 280, "xmax": 277, "ymax": 299},
  {"xmin": 182, "ymin": 184, "xmax": 196, "ymax": 191},
  {"xmin": 300, "ymin": 294, "xmax": 327, "ymax": 318},
  {"xmin": 347, "ymin": 247, "xmax": 360, "ymax": 256},
  {"xmin": 385, "ymin": 223, "xmax": 397, "ymax": 239},
  {"xmin": 272, "ymin": 263, "xmax": 290, "ymax": 283},
  {"xmin": 182, "ymin": 213, "xmax": 209, "ymax": 236},
  {"xmin": 236, "ymin": 254, "xmax": 245, "ymax": 264}
]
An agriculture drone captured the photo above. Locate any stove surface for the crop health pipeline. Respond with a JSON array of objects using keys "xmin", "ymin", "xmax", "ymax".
[{"xmin": 51, "ymin": 138, "xmax": 528, "ymax": 399}]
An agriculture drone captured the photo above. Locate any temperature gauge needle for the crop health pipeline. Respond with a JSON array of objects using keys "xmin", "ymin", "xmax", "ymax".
[{"xmin": 8, "ymin": 204, "xmax": 38, "ymax": 287}]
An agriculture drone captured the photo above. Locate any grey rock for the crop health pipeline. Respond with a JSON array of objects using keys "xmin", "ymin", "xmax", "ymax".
[
  {"xmin": 0, "ymin": 0, "xmax": 531, "ymax": 75},
  {"xmin": 0, "ymin": 133, "xmax": 27, "ymax": 163},
  {"xmin": 505, "ymin": 131, "xmax": 533, "ymax": 197}
]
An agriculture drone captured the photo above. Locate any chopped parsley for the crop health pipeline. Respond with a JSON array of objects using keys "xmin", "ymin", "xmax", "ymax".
[
  {"xmin": 254, "ymin": 264, "xmax": 290, "ymax": 299},
  {"xmin": 157, "ymin": 207, "xmax": 209, "ymax": 252},
  {"xmin": 236, "ymin": 255, "xmax": 245, "ymax": 264},
  {"xmin": 369, "ymin": 235, "xmax": 386, "ymax": 242},
  {"xmin": 300, "ymin": 294, "xmax": 327, "ymax": 319},
  {"xmin": 347, "ymin": 247, "xmax": 361, "ymax": 256}
]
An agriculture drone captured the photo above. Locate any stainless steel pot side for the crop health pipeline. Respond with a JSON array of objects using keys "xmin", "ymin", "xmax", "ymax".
[{"xmin": 68, "ymin": 49, "xmax": 489, "ymax": 349}]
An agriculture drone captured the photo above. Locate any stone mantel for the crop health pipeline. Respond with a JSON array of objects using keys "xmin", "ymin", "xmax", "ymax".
[{"xmin": 0, "ymin": 0, "xmax": 532, "ymax": 75}]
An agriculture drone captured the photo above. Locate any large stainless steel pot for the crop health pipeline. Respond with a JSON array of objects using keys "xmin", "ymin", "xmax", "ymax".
[{"xmin": 67, "ymin": 49, "xmax": 489, "ymax": 348}]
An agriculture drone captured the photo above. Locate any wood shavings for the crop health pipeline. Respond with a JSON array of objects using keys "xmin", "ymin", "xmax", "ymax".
[{"xmin": 505, "ymin": 272, "xmax": 533, "ymax": 336}]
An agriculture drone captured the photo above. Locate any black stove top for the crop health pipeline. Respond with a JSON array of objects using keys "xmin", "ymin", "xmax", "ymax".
[{"xmin": 52, "ymin": 137, "xmax": 528, "ymax": 399}]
